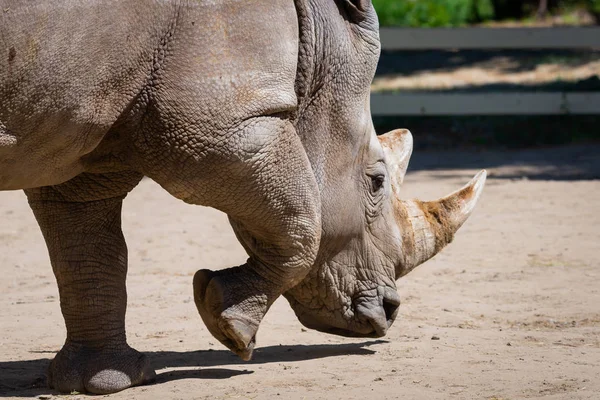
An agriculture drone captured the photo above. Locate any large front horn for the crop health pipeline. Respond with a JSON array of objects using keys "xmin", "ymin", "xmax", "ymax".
[
  {"xmin": 396, "ymin": 170, "xmax": 486, "ymax": 278},
  {"xmin": 378, "ymin": 129, "xmax": 486, "ymax": 279}
]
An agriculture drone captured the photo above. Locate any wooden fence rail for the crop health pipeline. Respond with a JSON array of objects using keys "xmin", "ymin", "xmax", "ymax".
[{"xmin": 379, "ymin": 27, "xmax": 600, "ymax": 50}]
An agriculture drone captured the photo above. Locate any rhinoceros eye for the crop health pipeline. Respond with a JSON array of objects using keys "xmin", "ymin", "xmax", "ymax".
[{"xmin": 370, "ymin": 174, "xmax": 385, "ymax": 192}]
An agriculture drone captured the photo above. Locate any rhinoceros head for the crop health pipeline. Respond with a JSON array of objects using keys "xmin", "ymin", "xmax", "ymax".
[{"xmin": 283, "ymin": 0, "xmax": 486, "ymax": 337}]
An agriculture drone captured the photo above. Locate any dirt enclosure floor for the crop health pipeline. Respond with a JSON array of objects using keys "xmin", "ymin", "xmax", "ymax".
[{"xmin": 1, "ymin": 144, "xmax": 599, "ymax": 400}]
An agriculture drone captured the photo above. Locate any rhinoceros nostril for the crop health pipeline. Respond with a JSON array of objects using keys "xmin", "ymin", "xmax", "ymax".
[{"xmin": 382, "ymin": 297, "xmax": 400, "ymax": 323}]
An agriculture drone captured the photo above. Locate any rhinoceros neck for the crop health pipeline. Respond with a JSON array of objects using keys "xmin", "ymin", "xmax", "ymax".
[
  {"xmin": 292, "ymin": 0, "xmax": 317, "ymax": 118},
  {"xmin": 292, "ymin": 0, "xmax": 376, "ymax": 193},
  {"xmin": 292, "ymin": 0, "xmax": 344, "ymax": 191}
]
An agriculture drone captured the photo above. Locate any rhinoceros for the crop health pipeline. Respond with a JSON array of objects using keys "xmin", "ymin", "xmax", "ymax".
[{"xmin": 0, "ymin": 0, "xmax": 486, "ymax": 394}]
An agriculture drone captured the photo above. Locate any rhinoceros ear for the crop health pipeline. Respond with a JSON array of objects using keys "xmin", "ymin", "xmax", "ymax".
[{"xmin": 341, "ymin": 0, "xmax": 372, "ymax": 22}]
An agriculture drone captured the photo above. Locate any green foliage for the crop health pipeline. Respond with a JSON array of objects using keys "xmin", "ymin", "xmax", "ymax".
[
  {"xmin": 373, "ymin": 0, "xmax": 600, "ymax": 26},
  {"xmin": 589, "ymin": 0, "xmax": 600, "ymax": 12},
  {"xmin": 555, "ymin": 0, "xmax": 600, "ymax": 12},
  {"xmin": 373, "ymin": 0, "xmax": 495, "ymax": 27}
]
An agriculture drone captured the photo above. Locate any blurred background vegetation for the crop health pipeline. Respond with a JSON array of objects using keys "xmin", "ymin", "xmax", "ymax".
[{"xmin": 373, "ymin": 0, "xmax": 600, "ymax": 27}]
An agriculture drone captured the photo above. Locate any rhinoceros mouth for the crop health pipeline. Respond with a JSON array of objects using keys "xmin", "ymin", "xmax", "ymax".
[
  {"xmin": 298, "ymin": 317, "xmax": 382, "ymax": 338},
  {"xmin": 286, "ymin": 284, "xmax": 401, "ymax": 338},
  {"xmin": 291, "ymin": 298, "xmax": 399, "ymax": 338},
  {"xmin": 313, "ymin": 326, "xmax": 385, "ymax": 338}
]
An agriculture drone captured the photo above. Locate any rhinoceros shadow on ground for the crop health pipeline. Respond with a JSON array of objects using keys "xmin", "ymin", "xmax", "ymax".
[{"xmin": 0, "ymin": 340, "xmax": 386, "ymax": 397}]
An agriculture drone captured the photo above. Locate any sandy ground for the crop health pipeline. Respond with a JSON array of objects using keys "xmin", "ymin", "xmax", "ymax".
[{"xmin": 1, "ymin": 144, "xmax": 599, "ymax": 400}]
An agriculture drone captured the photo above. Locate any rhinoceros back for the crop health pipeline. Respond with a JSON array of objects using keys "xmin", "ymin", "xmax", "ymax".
[{"xmin": 0, "ymin": 0, "xmax": 299, "ymax": 190}]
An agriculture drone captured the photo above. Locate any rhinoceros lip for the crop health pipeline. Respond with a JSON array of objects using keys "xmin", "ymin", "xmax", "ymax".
[
  {"xmin": 295, "ymin": 311, "xmax": 382, "ymax": 338},
  {"xmin": 287, "ymin": 287, "xmax": 399, "ymax": 338},
  {"xmin": 314, "ymin": 326, "xmax": 384, "ymax": 338}
]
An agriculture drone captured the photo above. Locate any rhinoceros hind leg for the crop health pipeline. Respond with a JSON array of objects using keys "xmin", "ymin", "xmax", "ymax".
[{"xmin": 25, "ymin": 171, "xmax": 149, "ymax": 394}]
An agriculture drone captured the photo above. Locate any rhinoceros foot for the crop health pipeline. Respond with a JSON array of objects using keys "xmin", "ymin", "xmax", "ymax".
[
  {"xmin": 47, "ymin": 342, "xmax": 155, "ymax": 394},
  {"xmin": 193, "ymin": 267, "xmax": 275, "ymax": 361}
]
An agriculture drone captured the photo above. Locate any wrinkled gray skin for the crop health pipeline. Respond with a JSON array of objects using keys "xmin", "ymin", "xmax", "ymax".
[{"xmin": 0, "ymin": 0, "xmax": 485, "ymax": 394}]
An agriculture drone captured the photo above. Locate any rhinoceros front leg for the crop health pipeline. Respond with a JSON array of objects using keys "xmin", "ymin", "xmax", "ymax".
[
  {"xmin": 25, "ymin": 171, "xmax": 153, "ymax": 394},
  {"xmin": 184, "ymin": 117, "xmax": 321, "ymax": 360}
]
